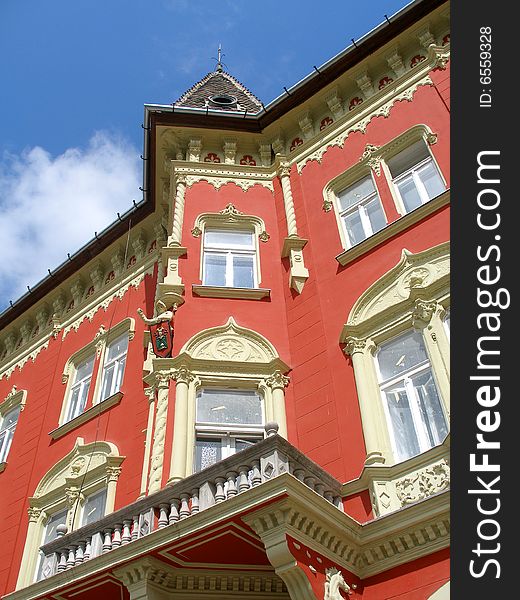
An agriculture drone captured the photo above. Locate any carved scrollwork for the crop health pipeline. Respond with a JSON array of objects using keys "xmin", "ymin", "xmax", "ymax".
[
  {"xmin": 265, "ymin": 371, "xmax": 290, "ymax": 390},
  {"xmin": 395, "ymin": 460, "xmax": 450, "ymax": 506}
]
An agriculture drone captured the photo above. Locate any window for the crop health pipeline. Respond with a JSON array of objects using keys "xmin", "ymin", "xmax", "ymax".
[
  {"xmin": 376, "ymin": 331, "xmax": 448, "ymax": 462},
  {"xmin": 65, "ymin": 356, "xmax": 94, "ymax": 422},
  {"xmin": 387, "ymin": 140, "xmax": 445, "ymax": 213},
  {"xmin": 58, "ymin": 319, "xmax": 134, "ymax": 433},
  {"xmin": 17, "ymin": 440, "xmax": 123, "ymax": 588},
  {"xmin": 0, "ymin": 405, "xmax": 21, "ymax": 463},
  {"xmin": 99, "ymin": 333, "xmax": 128, "ymax": 402},
  {"xmin": 203, "ymin": 229, "xmax": 256, "ymax": 288},
  {"xmin": 194, "ymin": 389, "xmax": 264, "ymax": 472},
  {"xmin": 337, "ymin": 176, "xmax": 387, "ymax": 247}
]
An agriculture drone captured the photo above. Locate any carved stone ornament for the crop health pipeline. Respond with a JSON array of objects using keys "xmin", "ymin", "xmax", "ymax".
[
  {"xmin": 219, "ymin": 203, "xmax": 244, "ymax": 217},
  {"xmin": 27, "ymin": 506, "xmax": 42, "ymax": 522},
  {"xmin": 343, "ymin": 336, "xmax": 369, "ymax": 356},
  {"xmin": 412, "ymin": 299, "xmax": 438, "ymax": 327},
  {"xmin": 191, "ymin": 226, "xmax": 202, "ymax": 238},
  {"xmin": 395, "ymin": 460, "xmax": 450, "ymax": 506},
  {"xmin": 324, "ymin": 567, "xmax": 356, "ymax": 598},
  {"xmin": 265, "ymin": 370, "xmax": 290, "ymax": 390},
  {"xmin": 259, "ymin": 230, "xmax": 270, "ymax": 243}
]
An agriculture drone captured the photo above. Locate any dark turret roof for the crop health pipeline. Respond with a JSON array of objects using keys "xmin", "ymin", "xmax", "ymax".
[{"xmin": 175, "ymin": 69, "xmax": 263, "ymax": 113}]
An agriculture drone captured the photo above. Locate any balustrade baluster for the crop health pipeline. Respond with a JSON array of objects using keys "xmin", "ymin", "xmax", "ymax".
[
  {"xmin": 121, "ymin": 520, "xmax": 132, "ymax": 544},
  {"xmin": 251, "ymin": 460, "xmax": 261, "ymax": 487},
  {"xmin": 304, "ymin": 476, "xmax": 316, "ymax": 491},
  {"xmin": 67, "ymin": 547, "xmax": 76, "ymax": 569},
  {"xmin": 293, "ymin": 468, "xmax": 306, "ymax": 482},
  {"xmin": 215, "ymin": 477, "xmax": 226, "ymax": 503},
  {"xmin": 190, "ymin": 491, "xmax": 200, "ymax": 514},
  {"xmin": 226, "ymin": 471, "xmax": 238, "ymax": 498},
  {"xmin": 179, "ymin": 493, "xmax": 190, "ymax": 519},
  {"xmin": 102, "ymin": 529, "xmax": 113, "ymax": 553},
  {"xmin": 315, "ymin": 482, "xmax": 325, "ymax": 496},
  {"xmin": 84, "ymin": 537, "xmax": 92, "ymax": 560},
  {"xmin": 112, "ymin": 524, "xmax": 122, "ymax": 548},
  {"xmin": 57, "ymin": 551, "xmax": 67, "ymax": 573},
  {"xmin": 131, "ymin": 515, "xmax": 139, "ymax": 540},
  {"xmin": 158, "ymin": 504, "xmax": 170, "ymax": 528},
  {"xmin": 169, "ymin": 499, "xmax": 180, "ymax": 523},
  {"xmin": 237, "ymin": 466, "xmax": 250, "ymax": 493},
  {"xmin": 74, "ymin": 542, "xmax": 85, "ymax": 565}
]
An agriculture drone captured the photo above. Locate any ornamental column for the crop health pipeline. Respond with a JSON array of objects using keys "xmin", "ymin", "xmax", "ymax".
[
  {"xmin": 265, "ymin": 371, "xmax": 290, "ymax": 439},
  {"xmin": 277, "ymin": 157, "xmax": 309, "ymax": 294},
  {"xmin": 148, "ymin": 372, "xmax": 172, "ymax": 493},
  {"xmin": 344, "ymin": 337, "xmax": 390, "ymax": 465},
  {"xmin": 168, "ymin": 366, "xmax": 195, "ymax": 483}
]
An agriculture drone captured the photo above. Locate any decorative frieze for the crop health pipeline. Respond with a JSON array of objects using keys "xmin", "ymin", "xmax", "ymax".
[{"xmin": 395, "ymin": 460, "xmax": 450, "ymax": 506}]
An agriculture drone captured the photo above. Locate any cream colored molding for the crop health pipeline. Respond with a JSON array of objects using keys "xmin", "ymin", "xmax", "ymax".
[
  {"xmin": 192, "ymin": 285, "xmax": 271, "ymax": 300},
  {"xmin": 276, "ymin": 157, "xmax": 310, "ymax": 294},
  {"xmin": 294, "ymin": 57, "xmax": 441, "ymax": 174},
  {"xmin": 16, "ymin": 438, "xmax": 124, "ymax": 590},
  {"xmin": 0, "ymin": 338, "xmax": 51, "ymax": 381},
  {"xmin": 335, "ymin": 190, "xmax": 450, "ymax": 266},
  {"xmin": 341, "ymin": 243, "xmax": 450, "ymax": 468},
  {"xmin": 428, "ymin": 581, "xmax": 450, "ymax": 599},
  {"xmin": 48, "ymin": 392, "xmax": 123, "ymax": 440},
  {"xmin": 139, "ymin": 387, "xmax": 156, "ymax": 498},
  {"xmin": 1, "ymin": 385, "xmax": 27, "ymax": 414},
  {"xmin": 223, "ymin": 138, "xmax": 237, "ymax": 164},
  {"xmin": 323, "ymin": 87, "xmax": 344, "ymax": 120},
  {"xmin": 114, "ymin": 556, "xmax": 289, "ymax": 598},
  {"xmin": 170, "ymin": 160, "xmax": 275, "ymax": 192},
  {"xmin": 386, "ymin": 47, "xmax": 406, "ymax": 77}
]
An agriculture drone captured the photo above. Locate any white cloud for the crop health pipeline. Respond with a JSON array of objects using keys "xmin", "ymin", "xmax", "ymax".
[{"xmin": 0, "ymin": 132, "xmax": 140, "ymax": 309}]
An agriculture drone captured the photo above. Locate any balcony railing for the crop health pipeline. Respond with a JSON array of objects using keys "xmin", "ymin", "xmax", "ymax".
[{"xmin": 38, "ymin": 424, "xmax": 343, "ymax": 580}]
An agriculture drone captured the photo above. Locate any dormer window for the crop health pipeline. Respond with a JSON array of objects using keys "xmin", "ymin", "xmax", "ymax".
[{"xmin": 209, "ymin": 94, "xmax": 237, "ymax": 107}]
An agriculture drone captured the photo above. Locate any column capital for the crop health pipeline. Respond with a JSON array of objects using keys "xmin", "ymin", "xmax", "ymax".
[
  {"xmin": 265, "ymin": 370, "xmax": 290, "ymax": 390},
  {"xmin": 343, "ymin": 336, "xmax": 372, "ymax": 356}
]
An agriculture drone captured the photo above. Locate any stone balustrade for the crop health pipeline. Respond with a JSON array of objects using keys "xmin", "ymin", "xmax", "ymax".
[{"xmin": 38, "ymin": 425, "xmax": 342, "ymax": 580}]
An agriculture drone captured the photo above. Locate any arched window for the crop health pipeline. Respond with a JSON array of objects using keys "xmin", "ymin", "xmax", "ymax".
[
  {"xmin": 341, "ymin": 242, "xmax": 450, "ymax": 467},
  {"xmin": 16, "ymin": 438, "xmax": 124, "ymax": 589}
]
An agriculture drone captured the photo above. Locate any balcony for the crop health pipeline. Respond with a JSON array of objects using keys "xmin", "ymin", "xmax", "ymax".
[{"xmin": 37, "ymin": 424, "xmax": 343, "ymax": 581}]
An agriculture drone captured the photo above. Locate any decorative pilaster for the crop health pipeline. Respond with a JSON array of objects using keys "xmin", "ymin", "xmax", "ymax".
[
  {"xmin": 265, "ymin": 371, "xmax": 290, "ymax": 439},
  {"xmin": 277, "ymin": 158, "xmax": 310, "ymax": 294},
  {"xmin": 148, "ymin": 372, "xmax": 173, "ymax": 493},
  {"xmin": 140, "ymin": 387, "xmax": 156, "ymax": 497},
  {"xmin": 344, "ymin": 337, "xmax": 388, "ymax": 466},
  {"xmin": 168, "ymin": 366, "xmax": 196, "ymax": 483}
]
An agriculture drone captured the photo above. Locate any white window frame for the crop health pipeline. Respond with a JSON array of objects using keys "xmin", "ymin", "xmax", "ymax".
[
  {"xmin": 0, "ymin": 387, "xmax": 26, "ymax": 468},
  {"xmin": 337, "ymin": 174, "xmax": 387, "ymax": 248},
  {"xmin": 65, "ymin": 355, "xmax": 94, "ymax": 422},
  {"xmin": 390, "ymin": 153, "xmax": 445, "ymax": 214},
  {"xmin": 98, "ymin": 332, "xmax": 129, "ymax": 403},
  {"xmin": 194, "ymin": 388, "xmax": 265, "ymax": 472},
  {"xmin": 59, "ymin": 319, "xmax": 134, "ymax": 427},
  {"xmin": 202, "ymin": 229, "xmax": 258, "ymax": 289},
  {"xmin": 375, "ymin": 332, "xmax": 449, "ymax": 462}
]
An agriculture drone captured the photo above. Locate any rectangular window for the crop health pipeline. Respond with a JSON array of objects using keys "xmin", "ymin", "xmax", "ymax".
[
  {"xmin": 337, "ymin": 176, "xmax": 386, "ymax": 247},
  {"xmin": 376, "ymin": 330, "xmax": 448, "ymax": 462},
  {"xmin": 387, "ymin": 140, "xmax": 445, "ymax": 213},
  {"xmin": 99, "ymin": 333, "xmax": 128, "ymax": 402},
  {"xmin": 81, "ymin": 488, "xmax": 107, "ymax": 526},
  {"xmin": 194, "ymin": 389, "xmax": 264, "ymax": 472},
  {"xmin": 203, "ymin": 230, "xmax": 256, "ymax": 288},
  {"xmin": 0, "ymin": 405, "xmax": 21, "ymax": 463},
  {"xmin": 65, "ymin": 356, "xmax": 94, "ymax": 423}
]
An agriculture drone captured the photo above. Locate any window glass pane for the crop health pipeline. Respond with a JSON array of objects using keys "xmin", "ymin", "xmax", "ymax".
[
  {"xmin": 377, "ymin": 331, "xmax": 429, "ymax": 381},
  {"xmin": 235, "ymin": 437, "xmax": 261, "ymax": 453},
  {"xmin": 82, "ymin": 489, "xmax": 107, "ymax": 526},
  {"xmin": 418, "ymin": 161, "xmax": 445, "ymax": 199},
  {"xmin": 1, "ymin": 406, "xmax": 20, "ymax": 430},
  {"xmin": 338, "ymin": 177, "xmax": 376, "ymax": 211},
  {"xmin": 36, "ymin": 510, "xmax": 68, "ymax": 581},
  {"xmin": 384, "ymin": 384, "xmax": 421, "ymax": 461},
  {"xmin": 365, "ymin": 197, "xmax": 386, "ymax": 234},
  {"xmin": 0, "ymin": 430, "xmax": 9, "ymax": 462},
  {"xmin": 387, "ymin": 140, "xmax": 430, "ymax": 177},
  {"xmin": 205, "ymin": 230, "xmax": 253, "ymax": 248},
  {"xmin": 233, "ymin": 255, "xmax": 255, "ymax": 288},
  {"xmin": 343, "ymin": 210, "xmax": 365, "ymax": 246},
  {"xmin": 397, "ymin": 176, "xmax": 423, "ymax": 212},
  {"xmin": 412, "ymin": 370, "xmax": 448, "ymax": 447},
  {"xmin": 106, "ymin": 334, "xmax": 128, "ymax": 362},
  {"xmin": 114, "ymin": 356, "xmax": 126, "ymax": 393},
  {"xmin": 100, "ymin": 364, "xmax": 115, "ymax": 401},
  {"xmin": 197, "ymin": 390, "xmax": 262, "ymax": 425},
  {"xmin": 42, "ymin": 510, "xmax": 68, "ymax": 545},
  {"xmin": 76, "ymin": 356, "xmax": 94, "ymax": 382},
  {"xmin": 203, "ymin": 253, "xmax": 227, "ymax": 286},
  {"xmin": 195, "ymin": 438, "xmax": 222, "ymax": 471}
]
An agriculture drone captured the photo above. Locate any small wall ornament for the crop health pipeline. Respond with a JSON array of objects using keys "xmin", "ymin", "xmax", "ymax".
[
  {"xmin": 137, "ymin": 300, "xmax": 177, "ymax": 358},
  {"xmin": 324, "ymin": 567, "xmax": 357, "ymax": 599}
]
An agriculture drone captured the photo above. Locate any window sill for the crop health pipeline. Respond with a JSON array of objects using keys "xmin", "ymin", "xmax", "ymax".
[
  {"xmin": 49, "ymin": 392, "xmax": 123, "ymax": 440},
  {"xmin": 192, "ymin": 285, "xmax": 271, "ymax": 300},
  {"xmin": 335, "ymin": 189, "xmax": 450, "ymax": 266},
  {"xmin": 0, "ymin": 462, "xmax": 6, "ymax": 474}
]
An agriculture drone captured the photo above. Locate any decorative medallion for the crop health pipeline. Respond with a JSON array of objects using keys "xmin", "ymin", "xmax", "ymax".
[
  {"xmin": 320, "ymin": 116, "xmax": 334, "ymax": 130},
  {"xmin": 410, "ymin": 54, "xmax": 426, "ymax": 68},
  {"xmin": 204, "ymin": 152, "xmax": 221, "ymax": 163},
  {"xmin": 239, "ymin": 155, "xmax": 257, "ymax": 166},
  {"xmin": 289, "ymin": 137, "xmax": 304, "ymax": 151},
  {"xmin": 378, "ymin": 76, "xmax": 394, "ymax": 90}
]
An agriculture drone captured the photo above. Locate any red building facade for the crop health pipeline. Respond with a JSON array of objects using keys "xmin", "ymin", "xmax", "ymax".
[{"xmin": 0, "ymin": 1, "xmax": 450, "ymax": 598}]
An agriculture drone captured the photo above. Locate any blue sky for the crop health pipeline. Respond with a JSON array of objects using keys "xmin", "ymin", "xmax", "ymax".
[{"xmin": 0, "ymin": 0, "xmax": 409, "ymax": 311}]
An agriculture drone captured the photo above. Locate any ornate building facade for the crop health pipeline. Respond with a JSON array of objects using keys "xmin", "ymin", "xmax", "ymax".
[{"xmin": 0, "ymin": 1, "xmax": 450, "ymax": 598}]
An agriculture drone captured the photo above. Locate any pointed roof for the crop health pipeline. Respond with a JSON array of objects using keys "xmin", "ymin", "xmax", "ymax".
[{"xmin": 175, "ymin": 69, "xmax": 263, "ymax": 114}]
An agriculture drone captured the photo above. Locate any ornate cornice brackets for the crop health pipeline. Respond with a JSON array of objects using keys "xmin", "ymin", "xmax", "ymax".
[
  {"xmin": 170, "ymin": 161, "xmax": 275, "ymax": 193},
  {"xmin": 192, "ymin": 205, "xmax": 269, "ymax": 245},
  {"xmin": 1, "ymin": 385, "xmax": 27, "ymax": 415}
]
